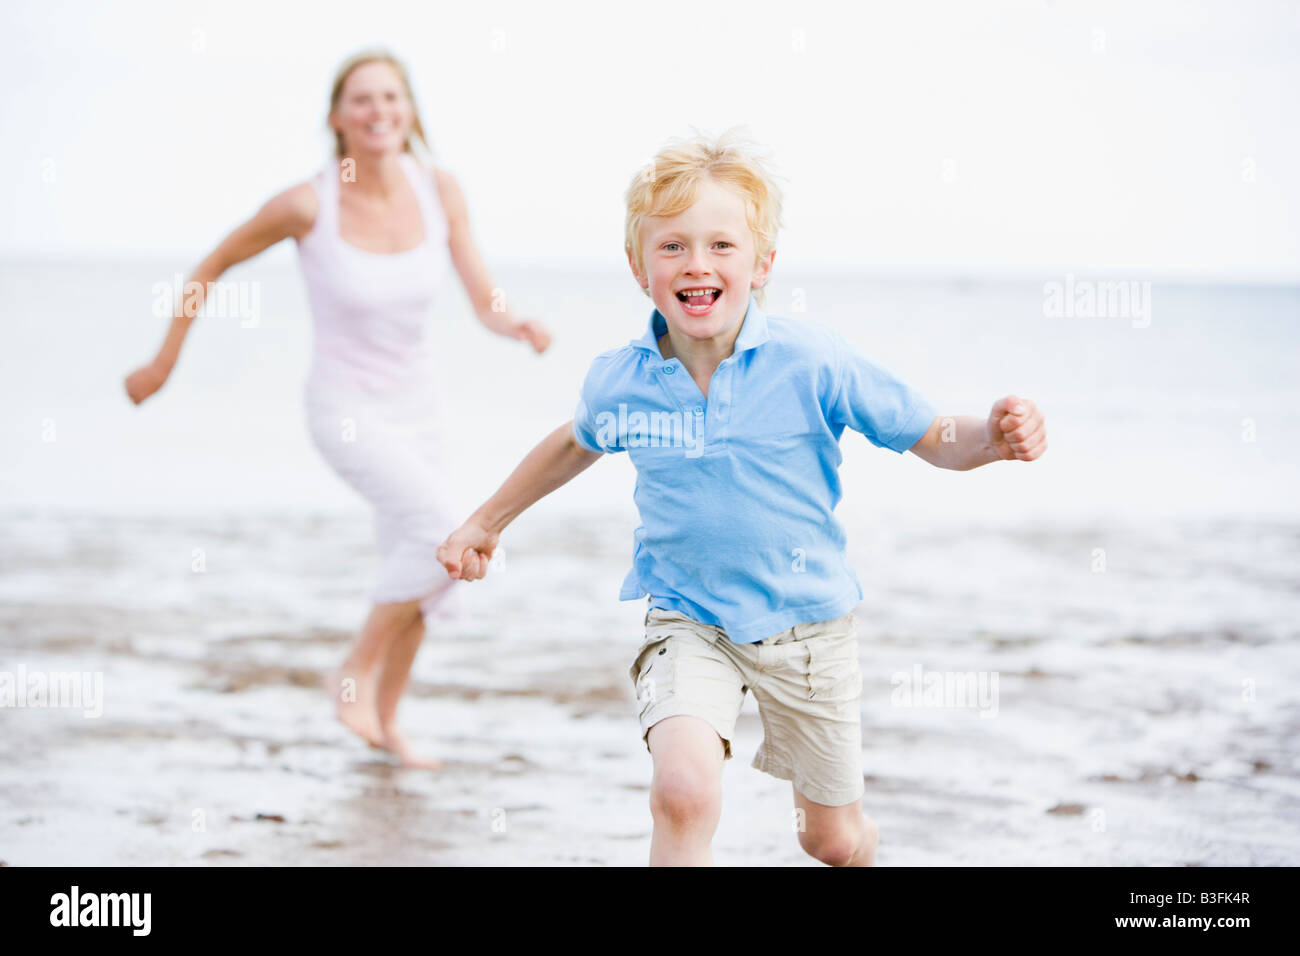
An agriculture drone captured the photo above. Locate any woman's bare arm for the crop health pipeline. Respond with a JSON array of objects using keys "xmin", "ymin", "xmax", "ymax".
[
  {"xmin": 124, "ymin": 182, "xmax": 317, "ymax": 404},
  {"xmin": 434, "ymin": 167, "xmax": 551, "ymax": 353}
]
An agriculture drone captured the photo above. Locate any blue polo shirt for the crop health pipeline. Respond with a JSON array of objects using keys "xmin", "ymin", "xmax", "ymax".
[{"xmin": 572, "ymin": 294, "xmax": 936, "ymax": 644}]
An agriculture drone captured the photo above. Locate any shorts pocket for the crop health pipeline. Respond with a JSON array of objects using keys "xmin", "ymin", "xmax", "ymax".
[
  {"xmin": 805, "ymin": 631, "xmax": 862, "ymax": 702},
  {"xmin": 629, "ymin": 636, "xmax": 675, "ymax": 714}
]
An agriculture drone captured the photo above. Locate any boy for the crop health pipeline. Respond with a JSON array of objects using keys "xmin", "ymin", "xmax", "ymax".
[{"xmin": 436, "ymin": 132, "xmax": 1047, "ymax": 866}]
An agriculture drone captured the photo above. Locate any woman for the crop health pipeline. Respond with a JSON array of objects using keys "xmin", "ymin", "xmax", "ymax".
[{"xmin": 124, "ymin": 50, "xmax": 550, "ymax": 768}]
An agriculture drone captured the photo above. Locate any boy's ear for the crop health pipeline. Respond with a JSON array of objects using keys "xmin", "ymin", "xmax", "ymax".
[
  {"xmin": 751, "ymin": 249, "xmax": 777, "ymax": 288},
  {"xmin": 626, "ymin": 248, "xmax": 649, "ymax": 291}
]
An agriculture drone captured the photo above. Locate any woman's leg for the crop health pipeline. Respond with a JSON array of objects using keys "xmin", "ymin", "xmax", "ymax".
[
  {"xmin": 306, "ymin": 391, "xmax": 456, "ymax": 765},
  {"xmin": 373, "ymin": 612, "xmax": 443, "ymax": 768},
  {"xmin": 373, "ymin": 579, "xmax": 456, "ymax": 768},
  {"xmin": 325, "ymin": 599, "xmax": 422, "ymax": 747}
]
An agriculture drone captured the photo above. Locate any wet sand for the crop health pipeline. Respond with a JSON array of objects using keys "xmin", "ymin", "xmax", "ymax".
[{"xmin": 2, "ymin": 509, "xmax": 1298, "ymax": 865}]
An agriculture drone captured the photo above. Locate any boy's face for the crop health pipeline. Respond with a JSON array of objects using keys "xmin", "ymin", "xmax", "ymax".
[{"xmin": 630, "ymin": 176, "xmax": 774, "ymax": 349}]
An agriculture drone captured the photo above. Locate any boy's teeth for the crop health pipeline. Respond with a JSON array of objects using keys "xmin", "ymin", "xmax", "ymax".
[{"xmin": 677, "ymin": 287, "xmax": 721, "ymax": 308}]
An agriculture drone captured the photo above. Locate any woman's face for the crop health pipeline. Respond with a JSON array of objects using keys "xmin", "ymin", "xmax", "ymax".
[{"xmin": 331, "ymin": 60, "xmax": 413, "ymax": 158}]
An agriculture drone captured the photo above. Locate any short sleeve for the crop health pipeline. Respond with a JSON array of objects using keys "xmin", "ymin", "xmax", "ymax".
[
  {"xmin": 827, "ymin": 331, "xmax": 936, "ymax": 453},
  {"xmin": 572, "ymin": 357, "xmax": 622, "ymax": 454}
]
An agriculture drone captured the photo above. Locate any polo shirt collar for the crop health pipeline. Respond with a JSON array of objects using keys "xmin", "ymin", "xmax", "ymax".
[{"xmin": 631, "ymin": 293, "xmax": 771, "ymax": 360}]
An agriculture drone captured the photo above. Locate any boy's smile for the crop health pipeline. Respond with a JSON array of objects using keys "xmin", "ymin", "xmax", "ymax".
[
  {"xmin": 631, "ymin": 177, "xmax": 774, "ymax": 361},
  {"xmin": 676, "ymin": 284, "xmax": 723, "ymax": 318}
]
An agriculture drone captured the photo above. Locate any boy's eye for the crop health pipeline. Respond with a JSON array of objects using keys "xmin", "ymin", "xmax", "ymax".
[{"xmin": 662, "ymin": 241, "xmax": 732, "ymax": 252}]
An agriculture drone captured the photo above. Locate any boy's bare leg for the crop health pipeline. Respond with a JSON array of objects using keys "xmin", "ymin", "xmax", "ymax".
[
  {"xmin": 374, "ymin": 610, "xmax": 443, "ymax": 769},
  {"xmin": 793, "ymin": 787, "xmax": 879, "ymax": 866},
  {"xmin": 324, "ymin": 599, "xmax": 421, "ymax": 748},
  {"xmin": 646, "ymin": 715, "xmax": 726, "ymax": 866}
]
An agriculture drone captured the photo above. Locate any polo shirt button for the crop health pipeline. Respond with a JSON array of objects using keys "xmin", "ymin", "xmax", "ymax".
[
  {"xmin": 693, "ymin": 406, "xmax": 704, "ymax": 415},
  {"xmin": 663, "ymin": 365, "xmax": 675, "ymax": 374}
]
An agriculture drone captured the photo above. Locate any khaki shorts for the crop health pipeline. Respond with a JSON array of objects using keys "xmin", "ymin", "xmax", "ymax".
[{"xmin": 628, "ymin": 605, "xmax": 865, "ymax": 807}]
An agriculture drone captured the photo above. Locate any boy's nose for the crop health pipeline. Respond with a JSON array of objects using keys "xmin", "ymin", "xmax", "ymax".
[{"xmin": 685, "ymin": 252, "xmax": 711, "ymax": 274}]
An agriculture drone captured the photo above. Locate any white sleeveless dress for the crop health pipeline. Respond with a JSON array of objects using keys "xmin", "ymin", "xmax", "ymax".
[{"xmin": 295, "ymin": 152, "xmax": 460, "ymax": 619}]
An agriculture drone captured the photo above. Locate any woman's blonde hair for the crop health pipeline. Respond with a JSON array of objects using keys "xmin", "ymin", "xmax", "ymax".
[
  {"xmin": 328, "ymin": 49, "xmax": 433, "ymax": 161},
  {"xmin": 624, "ymin": 128, "xmax": 784, "ymax": 305}
]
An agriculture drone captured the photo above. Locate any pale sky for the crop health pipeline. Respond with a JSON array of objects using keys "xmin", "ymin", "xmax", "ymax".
[{"xmin": 2, "ymin": 0, "xmax": 1297, "ymax": 280}]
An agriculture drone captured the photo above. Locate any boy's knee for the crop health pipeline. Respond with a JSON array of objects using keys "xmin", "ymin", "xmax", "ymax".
[
  {"xmin": 799, "ymin": 815, "xmax": 878, "ymax": 867},
  {"xmin": 799, "ymin": 831, "xmax": 859, "ymax": 866},
  {"xmin": 650, "ymin": 769, "xmax": 721, "ymax": 829}
]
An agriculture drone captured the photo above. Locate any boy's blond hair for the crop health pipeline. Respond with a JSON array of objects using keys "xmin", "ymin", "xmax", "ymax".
[{"xmin": 625, "ymin": 128, "xmax": 784, "ymax": 306}]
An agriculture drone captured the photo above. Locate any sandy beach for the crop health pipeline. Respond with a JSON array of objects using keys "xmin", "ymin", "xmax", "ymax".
[
  {"xmin": 3, "ymin": 263, "xmax": 1298, "ymax": 865},
  {"xmin": 3, "ymin": 506, "xmax": 1297, "ymax": 866}
]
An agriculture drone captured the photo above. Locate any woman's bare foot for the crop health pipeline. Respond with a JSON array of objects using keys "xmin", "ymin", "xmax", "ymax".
[
  {"xmin": 324, "ymin": 666, "xmax": 382, "ymax": 746},
  {"xmin": 376, "ymin": 724, "xmax": 444, "ymax": 769}
]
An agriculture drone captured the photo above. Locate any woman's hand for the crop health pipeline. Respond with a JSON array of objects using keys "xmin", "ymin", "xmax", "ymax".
[
  {"xmin": 124, "ymin": 359, "xmax": 171, "ymax": 405},
  {"xmin": 511, "ymin": 318, "xmax": 552, "ymax": 354}
]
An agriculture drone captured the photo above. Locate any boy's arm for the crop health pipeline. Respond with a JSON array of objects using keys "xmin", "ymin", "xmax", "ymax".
[
  {"xmin": 437, "ymin": 421, "xmax": 603, "ymax": 581},
  {"xmin": 908, "ymin": 395, "xmax": 1047, "ymax": 470}
]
